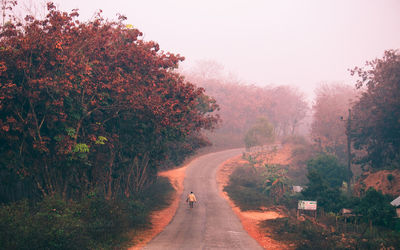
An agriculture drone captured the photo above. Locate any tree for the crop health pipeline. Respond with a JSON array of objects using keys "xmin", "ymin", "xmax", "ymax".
[
  {"xmin": 306, "ymin": 154, "xmax": 349, "ymax": 188},
  {"xmin": 185, "ymin": 67, "xmax": 309, "ymax": 148},
  {"xmin": 354, "ymin": 188, "xmax": 396, "ymax": 228},
  {"xmin": 244, "ymin": 117, "xmax": 274, "ymax": 149},
  {"xmin": 302, "ymin": 154, "xmax": 350, "ymax": 212},
  {"xmin": 0, "ymin": 3, "xmax": 219, "ymax": 201},
  {"xmin": 266, "ymin": 86, "xmax": 309, "ymax": 137},
  {"xmin": 301, "ymin": 170, "xmax": 343, "ymax": 212},
  {"xmin": 351, "ymin": 50, "xmax": 400, "ymax": 169},
  {"xmin": 311, "ymin": 83, "xmax": 357, "ymax": 162}
]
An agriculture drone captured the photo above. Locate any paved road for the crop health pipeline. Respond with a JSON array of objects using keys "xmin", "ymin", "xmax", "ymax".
[{"xmin": 143, "ymin": 149, "xmax": 263, "ymax": 250}]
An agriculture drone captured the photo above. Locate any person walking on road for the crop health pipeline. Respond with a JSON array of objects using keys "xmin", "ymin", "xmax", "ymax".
[{"xmin": 186, "ymin": 191, "xmax": 197, "ymax": 208}]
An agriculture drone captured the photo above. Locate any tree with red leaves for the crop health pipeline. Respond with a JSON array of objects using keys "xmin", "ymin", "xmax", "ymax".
[{"xmin": 0, "ymin": 3, "xmax": 219, "ymax": 201}]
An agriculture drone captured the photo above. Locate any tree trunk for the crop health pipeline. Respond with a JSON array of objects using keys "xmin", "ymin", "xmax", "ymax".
[{"xmin": 105, "ymin": 151, "xmax": 115, "ymax": 200}]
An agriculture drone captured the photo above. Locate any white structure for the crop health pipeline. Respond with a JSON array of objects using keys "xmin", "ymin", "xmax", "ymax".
[
  {"xmin": 292, "ymin": 186, "xmax": 303, "ymax": 193},
  {"xmin": 391, "ymin": 196, "xmax": 400, "ymax": 218},
  {"xmin": 390, "ymin": 196, "xmax": 400, "ymax": 207}
]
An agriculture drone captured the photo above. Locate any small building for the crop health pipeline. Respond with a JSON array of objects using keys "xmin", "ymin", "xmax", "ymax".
[
  {"xmin": 339, "ymin": 208, "xmax": 357, "ymax": 219},
  {"xmin": 340, "ymin": 208, "xmax": 353, "ymax": 215}
]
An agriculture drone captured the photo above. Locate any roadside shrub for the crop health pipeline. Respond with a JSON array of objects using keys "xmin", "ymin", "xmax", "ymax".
[
  {"xmin": 78, "ymin": 195, "xmax": 127, "ymax": 246},
  {"xmin": 262, "ymin": 217, "xmax": 346, "ymax": 249},
  {"xmin": 224, "ymin": 166, "xmax": 271, "ymax": 210},
  {"xmin": 139, "ymin": 176, "xmax": 175, "ymax": 211},
  {"xmin": 354, "ymin": 188, "xmax": 396, "ymax": 228},
  {"xmin": 0, "ymin": 197, "xmax": 92, "ymax": 250},
  {"xmin": 0, "ymin": 177, "xmax": 175, "ymax": 249},
  {"xmin": 301, "ymin": 154, "xmax": 351, "ymax": 213}
]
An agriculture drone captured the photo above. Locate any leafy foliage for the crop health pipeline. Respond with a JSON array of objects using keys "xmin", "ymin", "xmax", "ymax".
[
  {"xmin": 0, "ymin": 177, "xmax": 174, "ymax": 249},
  {"xmin": 302, "ymin": 154, "xmax": 350, "ymax": 212},
  {"xmin": 311, "ymin": 83, "xmax": 357, "ymax": 163},
  {"xmin": 0, "ymin": 3, "xmax": 219, "ymax": 202},
  {"xmin": 224, "ymin": 155, "xmax": 292, "ymax": 210},
  {"xmin": 354, "ymin": 188, "xmax": 396, "ymax": 228},
  {"xmin": 351, "ymin": 50, "xmax": 400, "ymax": 169},
  {"xmin": 184, "ymin": 66, "xmax": 309, "ymax": 148},
  {"xmin": 306, "ymin": 154, "xmax": 349, "ymax": 188},
  {"xmin": 263, "ymin": 213, "xmax": 400, "ymax": 250},
  {"xmin": 244, "ymin": 117, "xmax": 275, "ymax": 149},
  {"xmin": 224, "ymin": 166, "xmax": 271, "ymax": 210}
]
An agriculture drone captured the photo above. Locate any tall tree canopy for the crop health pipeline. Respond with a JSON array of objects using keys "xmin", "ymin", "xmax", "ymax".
[
  {"xmin": 311, "ymin": 83, "xmax": 357, "ymax": 162},
  {"xmin": 351, "ymin": 50, "xmax": 400, "ymax": 170},
  {"xmin": 0, "ymin": 3, "xmax": 219, "ymax": 201}
]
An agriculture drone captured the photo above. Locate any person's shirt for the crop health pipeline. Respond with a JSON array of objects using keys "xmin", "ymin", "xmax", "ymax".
[{"xmin": 188, "ymin": 193, "xmax": 197, "ymax": 202}]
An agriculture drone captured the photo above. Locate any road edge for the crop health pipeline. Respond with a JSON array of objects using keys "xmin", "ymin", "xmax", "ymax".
[
  {"xmin": 128, "ymin": 165, "xmax": 187, "ymax": 250},
  {"xmin": 216, "ymin": 155, "xmax": 289, "ymax": 250}
]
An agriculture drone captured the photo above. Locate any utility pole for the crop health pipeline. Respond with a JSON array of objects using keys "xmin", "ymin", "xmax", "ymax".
[{"xmin": 344, "ymin": 109, "xmax": 352, "ymax": 195}]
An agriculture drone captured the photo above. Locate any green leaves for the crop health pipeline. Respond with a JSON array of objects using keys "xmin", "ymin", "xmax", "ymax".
[
  {"xmin": 94, "ymin": 136, "xmax": 107, "ymax": 145},
  {"xmin": 244, "ymin": 117, "xmax": 275, "ymax": 149},
  {"xmin": 66, "ymin": 128, "xmax": 76, "ymax": 137},
  {"xmin": 72, "ymin": 143, "xmax": 89, "ymax": 153},
  {"xmin": 351, "ymin": 50, "xmax": 400, "ymax": 169}
]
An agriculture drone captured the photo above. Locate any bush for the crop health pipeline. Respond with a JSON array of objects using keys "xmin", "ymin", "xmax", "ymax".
[
  {"xmin": 306, "ymin": 154, "xmax": 349, "ymax": 188},
  {"xmin": 0, "ymin": 177, "xmax": 175, "ymax": 249},
  {"xmin": 0, "ymin": 197, "xmax": 92, "ymax": 250},
  {"xmin": 262, "ymin": 217, "xmax": 343, "ymax": 249},
  {"xmin": 354, "ymin": 188, "xmax": 396, "ymax": 228},
  {"xmin": 224, "ymin": 166, "xmax": 271, "ymax": 210},
  {"xmin": 139, "ymin": 177, "xmax": 175, "ymax": 211},
  {"xmin": 301, "ymin": 154, "xmax": 352, "ymax": 213},
  {"xmin": 78, "ymin": 195, "xmax": 128, "ymax": 246}
]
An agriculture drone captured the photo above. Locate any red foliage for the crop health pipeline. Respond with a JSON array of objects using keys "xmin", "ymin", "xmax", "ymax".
[{"xmin": 0, "ymin": 4, "xmax": 218, "ymax": 200}]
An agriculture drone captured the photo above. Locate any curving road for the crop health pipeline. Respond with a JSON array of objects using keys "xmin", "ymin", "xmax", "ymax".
[{"xmin": 143, "ymin": 149, "xmax": 263, "ymax": 250}]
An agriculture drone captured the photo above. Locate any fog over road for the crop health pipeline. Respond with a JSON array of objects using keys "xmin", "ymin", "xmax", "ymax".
[{"xmin": 143, "ymin": 149, "xmax": 262, "ymax": 250}]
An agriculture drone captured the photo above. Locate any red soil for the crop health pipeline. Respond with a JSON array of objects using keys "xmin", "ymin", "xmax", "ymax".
[{"xmin": 354, "ymin": 169, "xmax": 400, "ymax": 196}]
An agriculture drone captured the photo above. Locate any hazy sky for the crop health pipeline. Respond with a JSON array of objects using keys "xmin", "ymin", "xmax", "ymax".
[{"xmin": 44, "ymin": 0, "xmax": 400, "ymax": 97}]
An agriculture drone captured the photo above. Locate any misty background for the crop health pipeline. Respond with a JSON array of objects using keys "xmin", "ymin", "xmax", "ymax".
[{"xmin": 16, "ymin": 0, "xmax": 400, "ymax": 100}]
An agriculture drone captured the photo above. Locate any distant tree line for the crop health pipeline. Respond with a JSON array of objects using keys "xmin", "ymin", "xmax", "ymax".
[{"xmin": 185, "ymin": 63, "xmax": 309, "ymax": 148}]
